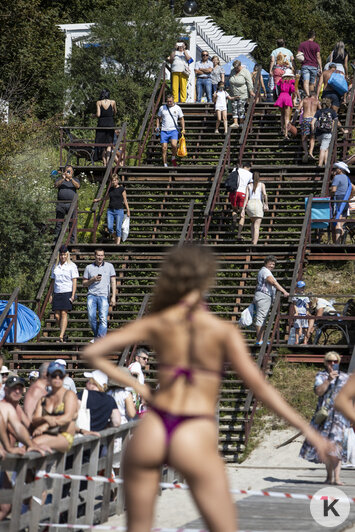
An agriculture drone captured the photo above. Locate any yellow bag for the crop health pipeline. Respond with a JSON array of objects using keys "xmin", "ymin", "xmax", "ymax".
[{"xmin": 177, "ymin": 134, "xmax": 187, "ymax": 157}]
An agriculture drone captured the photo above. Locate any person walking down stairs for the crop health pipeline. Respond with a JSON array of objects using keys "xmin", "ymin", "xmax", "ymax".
[{"xmin": 156, "ymin": 94, "xmax": 185, "ymax": 168}]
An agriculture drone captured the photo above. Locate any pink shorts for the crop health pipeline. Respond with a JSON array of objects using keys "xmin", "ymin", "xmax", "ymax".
[{"xmin": 229, "ymin": 191, "xmax": 246, "ymax": 208}]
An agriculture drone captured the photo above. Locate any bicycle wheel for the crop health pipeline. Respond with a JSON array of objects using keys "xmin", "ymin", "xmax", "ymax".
[{"xmin": 314, "ymin": 326, "xmax": 348, "ymax": 346}]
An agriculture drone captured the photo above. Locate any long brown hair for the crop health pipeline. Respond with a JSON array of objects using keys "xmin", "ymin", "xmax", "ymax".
[
  {"xmin": 150, "ymin": 246, "xmax": 216, "ymax": 313},
  {"xmin": 252, "ymin": 171, "xmax": 261, "ymax": 193}
]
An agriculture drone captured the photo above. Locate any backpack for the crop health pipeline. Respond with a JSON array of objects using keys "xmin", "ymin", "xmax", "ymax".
[
  {"xmin": 225, "ymin": 168, "xmax": 239, "ymax": 192},
  {"xmin": 315, "ymin": 110, "xmax": 334, "ymax": 133}
]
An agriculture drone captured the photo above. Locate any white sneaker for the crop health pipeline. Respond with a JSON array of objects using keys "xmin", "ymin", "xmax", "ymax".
[{"xmin": 164, "ymin": 163, "xmax": 168, "ymax": 167}]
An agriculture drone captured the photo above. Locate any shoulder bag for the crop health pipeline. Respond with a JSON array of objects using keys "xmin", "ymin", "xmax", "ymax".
[
  {"xmin": 76, "ymin": 389, "xmax": 91, "ymax": 431},
  {"xmin": 166, "ymin": 105, "xmax": 182, "ymax": 138}
]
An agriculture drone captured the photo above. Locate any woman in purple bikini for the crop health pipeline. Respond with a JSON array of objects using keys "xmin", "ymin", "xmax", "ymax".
[{"xmin": 84, "ymin": 246, "xmax": 335, "ymax": 532}]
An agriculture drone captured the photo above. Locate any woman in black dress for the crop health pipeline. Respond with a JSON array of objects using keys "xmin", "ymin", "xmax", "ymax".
[{"xmin": 94, "ymin": 89, "xmax": 117, "ymax": 165}]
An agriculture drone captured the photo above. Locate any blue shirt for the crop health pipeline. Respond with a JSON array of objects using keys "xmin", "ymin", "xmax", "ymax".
[
  {"xmin": 195, "ymin": 60, "xmax": 213, "ymax": 78},
  {"xmin": 83, "ymin": 261, "xmax": 116, "ymax": 297},
  {"xmin": 332, "ymin": 173, "xmax": 350, "ymax": 200}
]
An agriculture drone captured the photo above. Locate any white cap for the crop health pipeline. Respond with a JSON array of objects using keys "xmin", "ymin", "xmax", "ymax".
[
  {"xmin": 0, "ymin": 366, "xmax": 9, "ymax": 374},
  {"xmin": 84, "ymin": 369, "xmax": 108, "ymax": 388},
  {"xmin": 128, "ymin": 362, "xmax": 145, "ymax": 384},
  {"xmin": 282, "ymin": 68, "xmax": 294, "ymax": 77},
  {"xmin": 29, "ymin": 370, "xmax": 39, "ymax": 379},
  {"xmin": 334, "ymin": 161, "xmax": 350, "ymax": 173},
  {"xmin": 55, "ymin": 359, "xmax": 67, "ymax": 366}
]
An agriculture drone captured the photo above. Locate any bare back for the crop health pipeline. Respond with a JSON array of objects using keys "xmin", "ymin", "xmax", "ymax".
[{"xmin": 302, "ymin": 96, "xmax": 320, "ymax": 118}]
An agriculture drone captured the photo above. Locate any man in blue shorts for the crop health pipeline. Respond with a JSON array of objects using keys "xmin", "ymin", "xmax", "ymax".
[{"xmin": 156, "ymin": 94, "xmax": 185, "ymax": 167}]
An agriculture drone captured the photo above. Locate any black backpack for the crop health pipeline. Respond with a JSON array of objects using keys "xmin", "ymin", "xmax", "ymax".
[
  {"xmin": 224, "ymin": 168, "xmax": 239, "ymax": 192},
  {"xmin": 315, "ymin": 110, "xmax": 334, "ymax": 133}
]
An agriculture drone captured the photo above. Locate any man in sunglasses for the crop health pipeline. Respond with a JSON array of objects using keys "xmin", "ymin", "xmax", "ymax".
[
  {"xmin": 195, "ymin": 51, "xmax": 213, "ymax": 103},
  {"xmin": 54, "ymin": 164, "xmax": 80, "ymax": 243},
  {"xmin": 128, "ymin": 348, "xmax": 149, "ymax": 385}
]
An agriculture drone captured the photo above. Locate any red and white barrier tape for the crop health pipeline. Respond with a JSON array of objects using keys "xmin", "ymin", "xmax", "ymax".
[
  {"xmin": 38, "ymin": 525, "xmax": 258, "ymax": 532},
  {"xmin": 35, "ymin": 471, "xmax": 354, "ymax": 504}
]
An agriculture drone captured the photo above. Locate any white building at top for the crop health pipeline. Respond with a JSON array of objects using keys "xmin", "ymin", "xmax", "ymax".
[{"xmin": 59, "ymin": 16, "xmax": 257, "ymax": 102}]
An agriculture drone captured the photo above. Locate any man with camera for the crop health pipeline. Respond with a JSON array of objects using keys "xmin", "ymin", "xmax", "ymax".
[
  {"xmin": 83, "ymin": 249, "xmax": 116, "ymax": 341},
  {"xmin": 54, "ymin": 165, "xmax": 80, "ymax": 243}
]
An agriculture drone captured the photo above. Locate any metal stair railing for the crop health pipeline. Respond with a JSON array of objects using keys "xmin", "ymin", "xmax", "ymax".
[
  {"xmin": 321, "ymin": 118, "xmax": 338, "ymax": 196},
  {"xmin": 0, "ymin": 288, "xmax": 20, "ymax": 347},
  {"xmin": 243, "ymin": 292, "xmax": 281, "ymax": 443},
  {"xmin": 179, "ymin": 200, "xmax": 195, "ymax": 246},
  {"xmin": 238, "ymin": 67, "xmax": 261, "ymax": 165},
  {"xmin": 203, "ymin": 128, "xmax": 231, "ymax": 240},
  {"xmin": 36, "ymin": 195, "xmax": 78, "ymax": 324},
  {"xmin": 136, "ymin": 63, "xmax": 168, "ymax": 164},
  {"xmin": 343, "ymin": 69, "xmax": 355, "ymax": 160}
]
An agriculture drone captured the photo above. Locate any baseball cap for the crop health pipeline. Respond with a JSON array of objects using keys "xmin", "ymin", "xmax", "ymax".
[
  {"xmin": 128, "ymin": 362, "xmax": 144, "ymax": 384},
  {"xmin": 334, "ymin": 161, "xmax": 350, "ymax": 174},
  {"xmin": 47, "ymin": 362, "xmax": 66, "ymax": 377},
  {"xmin": 55, "ymin": 359, "xmax": 67, "ymax": 367},
  {"xmin": 0, "ymin": 366, "xmax": 9, "ymax": 374},
  {"xmin": 29, "ymin": 370, "xmax": 39, "ymax": 380},
  {"xmin": 84, "ymin": 369, "xmax": 108, "ymax": 388},
  {"xmin": 296, "ymin": 281, "xmax": 306, "ymax": 288},
  {"xmin": 59, "ymin": 245, "xmax": 68, "ymax": 253},
  {"xmin": 6, "ymin": 375, "xmax": 26, "ymax": 388}
]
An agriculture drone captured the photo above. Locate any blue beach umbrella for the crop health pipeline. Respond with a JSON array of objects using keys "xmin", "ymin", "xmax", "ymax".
[{"xmin": 0, "ymin": 301, "xmax": 41, "ymax": 343}]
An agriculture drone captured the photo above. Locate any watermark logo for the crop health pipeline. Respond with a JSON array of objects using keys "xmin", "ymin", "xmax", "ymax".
[{"xmin": 310, "ymin": 487, "xmax": 350, "ymax": 528}]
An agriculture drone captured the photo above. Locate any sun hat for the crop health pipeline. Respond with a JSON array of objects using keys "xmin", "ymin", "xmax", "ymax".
[
  {"xmin": 282, "ymin": 68, "xmax": 294, "ymax": 78},
  {"xmin": 47, "ymin": 361, "xmax": 66, "ymax": 377},
  {"xmin": 55, "ymin": 359, "xmax": 67, "ymax": 367},
  {"xmin": 84, "ymin": 369, "xmax": 108, "ymax": 388},
  {"xmin": 296, "ymin": 281, "xmax": 306, "ymax": 288},
  {"xmin": 334, "ymin": 161, "xmax": 350, "ymax": 174},
  {"xmin": 5, "ymin": 375, "xmax": 26, "ymax": 388},
  {"xmin": 0, "ymin": 366, "xmax": 9, "ymax": 374}
]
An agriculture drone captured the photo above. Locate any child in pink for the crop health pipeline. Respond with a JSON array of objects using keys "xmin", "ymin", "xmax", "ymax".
[{"xmin": 274, "ymin": 68, "xmax": 295, "ymax": 138}]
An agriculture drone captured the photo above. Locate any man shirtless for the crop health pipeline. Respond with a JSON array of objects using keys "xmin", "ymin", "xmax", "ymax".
[
  {"xmin": 317, "ymin": 64, "xmax": 343, "ymax": 112},
  {"xmin": 298, "ymin": 92, "xmax": 321, "ymax": 162},
  {"xmin": 24, "ymin": 362, "xmax": 49, "ymax": 420},
  {"xmin": 0, "ymin": 376, "xmax": 49, "ymax": 520}
]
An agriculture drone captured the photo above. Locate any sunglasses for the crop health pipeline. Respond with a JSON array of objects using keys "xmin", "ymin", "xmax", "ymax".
[
  {"xmin": 50, "ymin": 373, "xmax": 65, "ymax": 379},
  {"xmin": 139, "ymin": 356, "xmax": 148, "ymax": 361},
  {"xmin": 327, "ymin": 360, "xmax": 338, "ymax": 364},
  {"xmin": 202, "ymin": 54, "xmax": 208, "ymax": 57}
]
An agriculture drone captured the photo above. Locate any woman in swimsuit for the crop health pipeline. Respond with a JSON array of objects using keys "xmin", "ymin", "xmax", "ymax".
[
  {"xmin": 31, "ymin": 361, "xmax": 78, "ymax": 452},
  {"xmin": 84, "ymin": 245, "xmax": 335, "ymax": 532}
]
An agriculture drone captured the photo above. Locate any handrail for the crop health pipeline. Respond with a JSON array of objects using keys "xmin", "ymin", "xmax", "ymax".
[
  {"xmin": 343, "ymin": 69, "xmax": 355, "ymax": 160},
  {"xmin": 91, "ymin": 123, "xmax": 127, "ymax": 213},
  {"xmin": 289, "ymin": 194, "xmax": 313, "ymax": 297},
  {"xmin": 243, "ymin": 292, "xmax": 281, "ymax": 441},
  {"xmin": 321, "ymin": 118, "xmax": 338, "ymax": 196},
  {"xmin": 118, "ymin": 293, "xmax": 151, "ymax": 367},
  {"xmin": 0, "ymin": 287, "xmax": 20, "ymax": 347},
  {"xmin": 179, "ymin": 200, "xmax": 195, "ymax": 246},
  {"xmin": 36, "ymin": 195, "xmax": 78, "ymax": 309},
  {"xmin": 137, "ymin": 67, "xmax": 168, "ymax": 165},
  {"xmin": 203, "ymin": 128, "xmax": 231, "ymax": 239},
  {"xmin": 137, "ymin": 64, "xmax": 166, "ymax": 143},
  {"xmin": 238, "ymin": 67, "xmax": 261, "ymax": 164}
]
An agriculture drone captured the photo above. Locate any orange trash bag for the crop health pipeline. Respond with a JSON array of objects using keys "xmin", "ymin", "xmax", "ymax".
[{"xmin": 177, "ymin": 134, "xmax": 187, "ymax": 157}]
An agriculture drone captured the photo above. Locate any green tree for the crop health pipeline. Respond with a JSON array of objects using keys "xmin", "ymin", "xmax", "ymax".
[{"xmin": 65, "ymin": 0, "xmax": 183, "ymax": 128}]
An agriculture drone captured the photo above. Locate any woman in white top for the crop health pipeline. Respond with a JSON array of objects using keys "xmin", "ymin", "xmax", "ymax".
[
  {"xmin": 241, "ymin": 172, "xmax": 268, "ymax": 244},
  {"xmin": 213, "ymin": 81, "xmax": 233, "ymax": 134},
  {"xmin": 50, "ymin": 245, "xmax": 79, "ymax": 343},
  {"xmin": 168, "ymin": 42, "xmax": 192, "ymax": 103}
]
